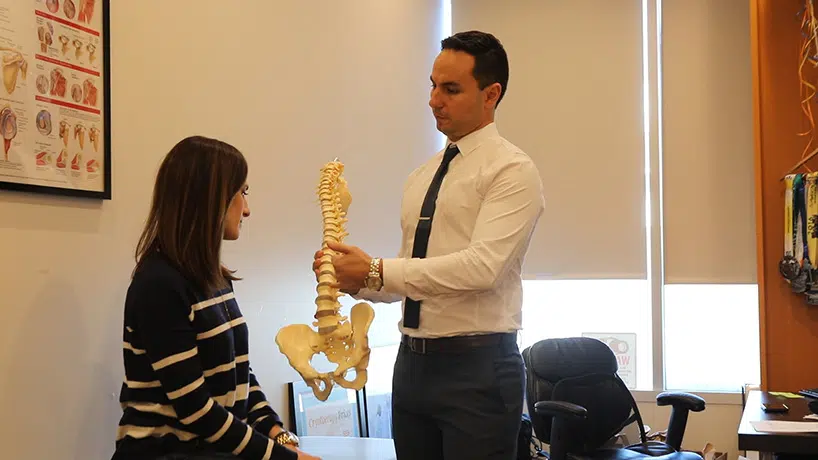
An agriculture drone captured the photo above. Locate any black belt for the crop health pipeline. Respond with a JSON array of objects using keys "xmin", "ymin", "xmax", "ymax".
[{"xmin": 401, "ymin": 332, "xmax": 516, "ymax": 354}]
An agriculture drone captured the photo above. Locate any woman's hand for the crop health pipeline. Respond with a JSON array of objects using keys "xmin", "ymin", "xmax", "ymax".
[
  {"xmin": 292, "ymin": 447, "xmax": 322, "ymax": 460},
  {"xmin": 269, "ymin": 424, "xmax": 285, "ymax": 438},
  {"xmin": 269, "ymin": 425, "xmax": 322, "ymax": 459},
  {"xmin": 282, "ymin": 443, "xmax": 322, "ymax": 460}
]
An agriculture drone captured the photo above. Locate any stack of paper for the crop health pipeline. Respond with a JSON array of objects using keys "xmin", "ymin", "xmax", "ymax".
[{"xmin": 751, "ymin": 420, "xmax": 818, "ymax": 433}]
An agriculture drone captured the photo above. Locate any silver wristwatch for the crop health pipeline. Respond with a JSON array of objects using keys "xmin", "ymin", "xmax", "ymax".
[{"xmin": 365, "ymin": 257, "xmax": 383, "ymax": 291}]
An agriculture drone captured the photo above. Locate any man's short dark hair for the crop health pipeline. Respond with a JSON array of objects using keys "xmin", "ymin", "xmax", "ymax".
[{"xmin": 441, "ymin": 30, "xmax": 509, "ymax": 106}]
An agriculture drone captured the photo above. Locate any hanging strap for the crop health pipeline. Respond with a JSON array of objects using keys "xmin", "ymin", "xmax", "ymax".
[
  {"xmin": 805, "ymin": 173, "xmax": 818, "ymax": 302},
  {"xmin": 792, "ymin": 175, "xmax": 812, "ymax": 293},
  {"xmin": 793, "ymin": 174, "xmax": 809, "ymax": 269},
  {"xmin": 807, "ymin": 173, "xmax": 818, "ymax": 269},
  {"xmin": 795, "ymin": 174, "xmax": 808, "ymax": 266},
  {"xmin": 785, "ymin": 174, "xmax": 795, "ymax": 258},
  {"xmin": 780, "ymin": 174, "xmax": 801, "ymax": 280}
]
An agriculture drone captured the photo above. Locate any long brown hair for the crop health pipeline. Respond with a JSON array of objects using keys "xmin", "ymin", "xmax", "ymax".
[{"xmin": 134, "ymin": 135, "xmax": 248, "ymax": 294}]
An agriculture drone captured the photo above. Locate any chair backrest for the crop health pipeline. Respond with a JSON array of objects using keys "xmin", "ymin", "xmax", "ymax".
[{"xmin": 522, "ymin": 337, "xmax": 644, "ymax": 453}]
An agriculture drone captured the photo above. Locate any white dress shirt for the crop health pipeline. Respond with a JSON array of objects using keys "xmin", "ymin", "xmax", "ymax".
[{"xmin": 354, "ymin": 122, "xmax": 545, "ymax": 338}]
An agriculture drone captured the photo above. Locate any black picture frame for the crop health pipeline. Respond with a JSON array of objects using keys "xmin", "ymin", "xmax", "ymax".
[
  {"xmin": 0, "ymin": 0, "xmax": 111, "ymax": 200},
  {"xmin": 287, "ymin": 380, "xmax": 366, "ymax": 438}
]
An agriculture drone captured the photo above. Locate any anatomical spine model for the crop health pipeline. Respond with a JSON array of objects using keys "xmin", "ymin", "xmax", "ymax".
[{"xmin": 275, "ymin": 159, "xmax": 375, "ymax": 401}]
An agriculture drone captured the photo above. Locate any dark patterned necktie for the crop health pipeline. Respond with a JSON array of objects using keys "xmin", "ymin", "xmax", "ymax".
[{"xmin": 403, "ymin": 144, "xmax": 460, "ymax": 329}]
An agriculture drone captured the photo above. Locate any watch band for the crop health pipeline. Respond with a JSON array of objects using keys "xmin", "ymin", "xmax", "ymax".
[
  {"xmin": 369, "ymin": 257, "xmax": 381, "ymax": 279},
  {"xmin": 367, "ymin": 257, "xmax": 383, "ymax": 291},
  {"xmin": 273, "ymin": 430, "xmax": 299, "ymax": 447}
]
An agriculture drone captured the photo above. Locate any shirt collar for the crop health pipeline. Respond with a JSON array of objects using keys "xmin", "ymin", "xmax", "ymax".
[{"xmin": 447, "ymin": 122, "xmax": 499, "ymax": 157}]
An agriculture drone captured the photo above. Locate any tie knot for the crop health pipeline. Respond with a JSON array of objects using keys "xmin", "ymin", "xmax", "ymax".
[{"xmin": 443, "ymin": 144, "xmax": 460, "ymax": 162}]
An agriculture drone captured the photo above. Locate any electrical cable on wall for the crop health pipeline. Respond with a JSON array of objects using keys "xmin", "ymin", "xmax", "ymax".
[
  {"xmin": 781, "ymin": 1, "xmax": 818, "ymax": 178},
  {"xmin": 798, "ymin": 0, "xmax": 818, "ymax": 167}
]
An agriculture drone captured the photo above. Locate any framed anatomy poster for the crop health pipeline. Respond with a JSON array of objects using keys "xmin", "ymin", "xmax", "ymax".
[{"xmin": 0, "ymin": 0, "xmax": 110, "ymax": 199}]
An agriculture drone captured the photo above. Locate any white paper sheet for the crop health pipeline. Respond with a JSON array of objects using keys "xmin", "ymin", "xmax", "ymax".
[{"xmin": 751, "ymin": 420, "xmax": 818, "ymax": 433}]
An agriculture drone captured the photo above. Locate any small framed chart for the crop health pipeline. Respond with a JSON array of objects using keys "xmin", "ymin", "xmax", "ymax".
[
  {"xmin": 287, "ymin": 380, "xmax": 365, "ymax": 438},
  {"xmin": 0, "ymin": 0, "xmax": 111, "ymax": 199}
]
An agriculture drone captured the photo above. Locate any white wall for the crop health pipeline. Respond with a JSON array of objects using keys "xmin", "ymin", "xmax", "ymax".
[{"xmin": 0, "ymin": 1, "xmax": 442, "ymax": 458}]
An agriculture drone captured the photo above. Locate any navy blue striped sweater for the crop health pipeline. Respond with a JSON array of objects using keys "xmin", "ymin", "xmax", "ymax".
[{"xmin": 112, "ymin": 253, "xmax": 297, "ymax": 460}]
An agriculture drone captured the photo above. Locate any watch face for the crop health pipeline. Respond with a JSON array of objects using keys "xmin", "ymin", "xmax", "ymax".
[
  {"xmin": 366, "ymin": 276, "xmax": 382, "ymax": 290},
  {"xmin": 285, "ymin": 431, "xmax": 299, "ymax": 446}
]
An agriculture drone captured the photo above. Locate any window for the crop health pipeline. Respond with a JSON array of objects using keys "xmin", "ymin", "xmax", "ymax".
[
  {"xmin": 518, "ymin": 0, "xmax": 760, "ymax": 393},
  {"xmin": 663, "ymin": 284, "xmax": 761, "ymax": 392},
  {"xmin": 519, "ymin": 279, "xmax": 653, "ymax": 391},
  {"xmin": 518, "ymin": 279, "xmax": 761, "ymax": 392}
]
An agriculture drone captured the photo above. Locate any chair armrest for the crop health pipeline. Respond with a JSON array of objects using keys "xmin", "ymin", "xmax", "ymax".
[
  {"xmin": 656, "ymin": 392, "xmax": 706, "ymax": 451},
  {"xmin": 534, "ymin": 401, "xmax": 588, "ymax": 420},
  {"xmin": 534, "ymin": 401, "xmax": 588, "ymax": 460},
  {"xmin": 656, "ymin": 392, "xmax": 706, "ymax": 412}
]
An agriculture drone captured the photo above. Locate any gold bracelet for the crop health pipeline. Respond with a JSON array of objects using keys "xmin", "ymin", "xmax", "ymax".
[{"xmin": 273, "ymin": 430, "xmax": 300, "ymax": 447}]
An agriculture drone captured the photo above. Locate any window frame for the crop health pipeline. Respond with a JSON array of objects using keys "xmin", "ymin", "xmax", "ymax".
[
  {"xmin": 644, "ymin": 0, "xmax": 667, "ymax": 393},
  {"xmin": 644, "ymin": 0, "xmax": 759, "ymax": 395}
]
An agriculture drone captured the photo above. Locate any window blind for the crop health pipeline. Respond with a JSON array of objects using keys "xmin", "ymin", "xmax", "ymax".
[
  {"xmin": 453, "ymin": 0, "xmax": 648, "ymax": 280},
  {"xmin": 661, "ymin": 0, "xmax": 756, "ymax": 284}
]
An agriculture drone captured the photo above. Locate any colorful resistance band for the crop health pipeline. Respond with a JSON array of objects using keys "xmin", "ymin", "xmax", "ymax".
[{"xmin": 781, "ymin": 174, "xmax": 799, "ymax": 281}]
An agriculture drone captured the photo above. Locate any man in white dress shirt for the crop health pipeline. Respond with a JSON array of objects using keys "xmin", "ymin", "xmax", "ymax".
[{"xmin": 313, "ymin": 30, "xmax": 544, "ymax": 460}]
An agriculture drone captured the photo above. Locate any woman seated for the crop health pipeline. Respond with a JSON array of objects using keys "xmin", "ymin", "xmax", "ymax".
[{"xmin": 111, "ymin": 136, "xmax": 320, "ymax": 460}]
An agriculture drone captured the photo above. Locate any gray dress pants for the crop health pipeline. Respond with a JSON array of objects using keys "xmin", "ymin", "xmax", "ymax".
[{"xmin": 391, "ymin": 333, "xmax": 525, "ymax": 460}]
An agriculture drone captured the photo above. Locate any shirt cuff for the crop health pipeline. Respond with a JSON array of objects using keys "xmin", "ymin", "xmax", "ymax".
[
  {"xmin": 254, "ymin": 415, "xmax": 280, "ymax": 439},
  {"xmin": 351, "ymin": 288, "xmax": 373, "ymax": 300},
  {"xmin": 381, "ymin": 257, "xmax": 407, "ymax": 297}
]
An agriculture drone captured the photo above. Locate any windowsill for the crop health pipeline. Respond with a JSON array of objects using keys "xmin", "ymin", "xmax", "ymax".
[
  {"xmin": 371, "ymin": 342, "xmax": 751, "ymax": 407},
  {"xmin": 631, "ymin": 390, "xmax": 743, "ymax": 405}
]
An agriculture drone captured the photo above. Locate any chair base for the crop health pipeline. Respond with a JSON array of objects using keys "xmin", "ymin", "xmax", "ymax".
[
  {"xmin": 567, "ymin": 449, "xmax": 702, "ymax": 460},
  {"xmin": 624, "ymin": 441, "xmax": 677, "ymax": 456}
]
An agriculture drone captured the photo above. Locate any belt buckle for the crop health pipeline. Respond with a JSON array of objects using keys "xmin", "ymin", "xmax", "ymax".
[{"xmin": 410, "ymin": 337, "xmax": 427, "ymax": 354}]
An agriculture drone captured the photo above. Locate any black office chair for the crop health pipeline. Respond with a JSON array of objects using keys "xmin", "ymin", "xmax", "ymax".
[{"xmin": 522, "ymin": 337, "xmax": 706, "ymax": 460}]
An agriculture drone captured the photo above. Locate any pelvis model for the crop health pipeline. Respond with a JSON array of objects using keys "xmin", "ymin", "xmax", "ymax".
[{"xmin": 276, "ymin": 159, "xmax": 375, "ymax": 401}]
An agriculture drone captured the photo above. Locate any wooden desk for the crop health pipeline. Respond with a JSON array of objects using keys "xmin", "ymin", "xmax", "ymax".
[
  {"xmin": 738, "ymin": 390, "xmax": 818, "ymax": 457},
  {"xmin": 299, "ymin": 436, "xmax": 396, "ymax": 460}
]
